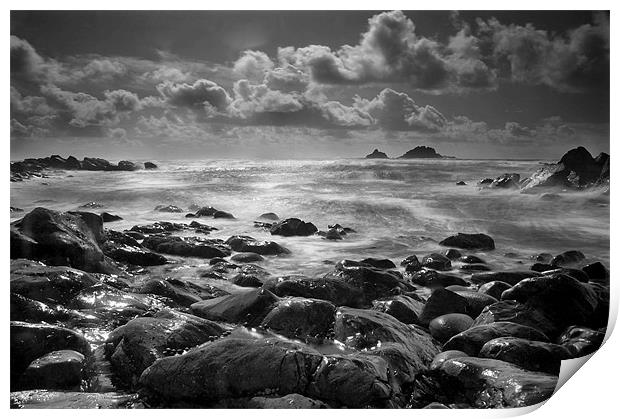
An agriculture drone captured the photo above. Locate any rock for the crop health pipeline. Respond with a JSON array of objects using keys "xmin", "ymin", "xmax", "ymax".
[
  {"xmin": 247, "ymin": 394, "xmax": 328, "ymax": 409},
  {"xmin": 430, "ymin": 350, "xmax": 469, "ymax": 370},
  {"xmin": 531, "ymin": 262, "xmax": 554, "ymax": 272},
  {"xmin": 454, "ymin": 291, "xmax": 498, "ymax": 318},
  {"xmin": 270, "ymin": 218, "xmax": 318, "ymax": 236},
  {"xmin": 456, "ymin": 181, "xmax": 466, "ymax": 186},
  {"xmin": 533, "ymin": 252, "xmax": 553, "ymax": 263},
  {"xmin": 542, "ymin": 267, "xmax": 589, "ymax": 283},
  {"xmin": 10, "ymin": 293, "xmax": 75, "ymax": 323},
  {"xmin": 11, "ymin": 207, "xmax": 112, "ymax": 273},
  {"xmin": 102, "ymin": 230, "xmax": 168, "ymax": 266},
  {"xmin": 459, "ymin": 255, "xmax": 485, "ymax": 264},
  {"xmin": 11, "ymin": 322, "xmax": 91, "ymax": 388},
  {"xmin": 360, "ymin": 258, "xmax": 396, "ymax": 269},
  {"xmin": 550, "ymin": 250, "xmax": 586, "ymax": 267},
  {"xmin": 144, "ymin": 161, "xmax": 157, "ymax": 169},
  {"xmin": 257, "ymin": 212, "xmax": 279, "ymax": 221},
  {"xmin": 225, "ymin": 235, "xmax": 290, "ymax": 255},
  {"xmin": 443, "ymin": 322, "xmax": 549, "ymax": 356},
  {"xmin": 372, "ymin": 295, "xmax": 424, "ymax": 324},
  {"xmin": 20, "ymin": 350, "xmax": 85, "ymax": 390},
  {"xmin": 490, "ymin": 173, "xmax": 520, "ymax": 189},
  {"xmin": 136, "ymin": 278, "xmax": 203, "ymax": 307},
  {"xmin": 558, "ymin": 326, "xmax": 605, "ymax": 357},
  {"xmin": 581, "ymin": 261, "xmax": 609, "ymax": 282},
  {"xmin": 261, "ymin": 297, "xmax": 336, "ymax": 341},
  {"xmin": 439, "ymin": 233, "xmax": 495, "ymax": 250},
  {"xmin": 117, "ymin": 160, "xmax": 140, "ymax": 171},
  {"xmin": 478, "ymin": 178, "xmax": 493, "ymax": 186},
  {"xmin": 479, "ymin": 337, "xmax": 571, "ymax": 375},
  {"xmin": 460, "ymin": 264, "xmax": 490, "ymax": 272},
  {"xmin": 521, "ymin": 147, "xmax": 606, "ymax": 189},
  {"xmin": 421, "ymin": 253, "xmax": 452, "ymax": 271},
  {"xmin": 11, "ymin": 206, "xmax": 24, "ymax": 213},
  {"xmin": 400, "ymin": 254, "xmax": 421, "ymax": 268},
  {"xmin": 231, "ymin": 252, "xmax": 264, "ymax": 263},
  {"xmin": 129, "ymin": 221, "xmax": 185, "ymax": 234},
  {"xmin": 106, "ymin": 310, "xmax": 226, "ymax": 385},
  {"xmin": 429, "ymin": 314, "xmax": 474, "ymax": 343},
  {"xmin": 101, "ymin": 212, "xmax": 123, "ymax": 222},
  {"xmin": 398, "ymin": 146, "xmax": 442, "ymax": 159},
  {"xmin": 10, "ymin": 263, "xmax": 97, "ymax": 305},
  {"xmin": 472, "ymin": 300, "xmax": 558, "ymax": 339},
  {"xmin": 434, "ymin": 357, "xmax": 557, "ymax": 407},
  {"xmin": 82, "ymin": 157, "xmax": 112, "ymax": 171},
  {"xmin": 406, "ymin": 268, "xmax": 467, "ymax": 288},
  {"xmin": 10, "ymin": 390, "xmax": 137, "ymax": 408},
  {"xmin": 470, "ymin": 270, "xmax": 540, "ymax": 286},
  {"xmin": 318, "ymin": 228, "xmax": 344, "ymax": 240},
  {"xmin": 274, "ymin": 275, "xmax": 363, "ymax": 307},
  {"xmin": 142, "ymin": 235, "xmax": 231, "ymax": 258},
  {"xmin": 418, "ymin": 289, "xmax": 469, "ymax": 326},
  {"xmin": 154, "ymin": 204, "xmax": 184, "ymax": 213},
  {"xmin": 501, "ymin": 273, "xmax": 599, "ymax": 330},
  {"xmin": 191, "ymin": 288, "xmax": 278, "ymax": 326},
  {"xmin": 444, "ymin": 249, "xmax": 462, "ymax": 260},
  {"xmin": 79, "ymin": 201, "xmax": 105, "ymax": 209},
  {"xmin": 194, "ymin": 206, "xmax": 218, "ymax": 217},
  {"xmin": 365, "ymin": 149, "xmax": 389, "ymax": 159},
  {"xmin": 477, "ymin": 281, "xmax": 512, "ymax": 300},
  {"xmin": 229, "ymin": 264, "xmax": 271, "ymax": 288},
  {"xmin": 213, "ymin": 210, "xmax": 235, "ymax": 219}
]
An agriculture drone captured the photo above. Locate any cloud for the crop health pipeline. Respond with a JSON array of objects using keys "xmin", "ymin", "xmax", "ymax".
[
  {"xmin": 104, "ymin": 89, "xmax": 143, "ymax": 112},
  {"xmin": 264, "ymin": 65, "xmax": 310, "ymax": 93},
  {"xmin": 11, "ymin": 36, "xmax": 62, "ymax": 84},
  {"xmin": 157, "ymin": 79, "xmax": 232, "ymax": 112},
  {"xmin": 233, "ymin": 50, "xmax": 274, "ymax": 81}
]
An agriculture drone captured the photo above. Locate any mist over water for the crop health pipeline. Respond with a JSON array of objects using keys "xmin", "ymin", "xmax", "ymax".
[{"xmin": 11, "ymin": 158, "xmax": 610, "ymax": 277}]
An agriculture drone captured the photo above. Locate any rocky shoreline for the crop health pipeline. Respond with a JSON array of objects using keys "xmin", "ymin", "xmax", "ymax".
[{"xmin": 10, "ymin": 200, "xmax": 609, "ymax": 408}]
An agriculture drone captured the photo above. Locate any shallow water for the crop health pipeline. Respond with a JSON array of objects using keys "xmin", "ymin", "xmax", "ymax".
[{"xmin": 11, "ymin": 158, "xmax": 610, "ymax": 277}]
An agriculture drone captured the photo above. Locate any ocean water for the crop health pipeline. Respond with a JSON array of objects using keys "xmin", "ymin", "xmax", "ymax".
[{"xmin": 10, "ymin": 158, "xmax": 610, "ymax": 278}]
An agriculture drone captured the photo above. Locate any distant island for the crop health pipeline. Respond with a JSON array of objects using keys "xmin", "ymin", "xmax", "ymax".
[
  {"xmin": 365, "ymin": 149, "xmax": 389, "ymax": 159},
  {"xmin": 364, "ymin": 146, "xmax": 445, "ymax": 159}
]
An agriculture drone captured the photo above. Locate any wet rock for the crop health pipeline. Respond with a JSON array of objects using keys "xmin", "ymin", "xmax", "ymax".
[
  {"xmin": 247, "ymin": 394, "xmax": 329, "ymax": 408},
  {"xmin": 10, "ymin": 293, "xmax": 76, "ymax": 323},
  {"xmin": 430, "ymin": 350, "xmax": 469, "ymax": 370},
  {"xmin": 106, "ymin": 309, "xmax": 226, "ymax": 385},
  {"xmin": 213, "ymin": 210, "xmax": 235, "ymax": 219},
  {"xmin": 11, "ymin": 322, "xmax": 91, "ymax": 388},
  {"xmin": 422, "ymin": 253, "xmax": 451, "ymax": 271},
  {"xmin": 231, "ymin": 252, "xmax": 264, "ymax": 263},
  {"xmin": 443, "ymin": 322, "xmax": 549, "ymax": 356},
  {"xmin": 230, "ymin": 264, "xmax": 271, "ymax": 288},
  {"xmin": 501, "ymin": 273, "xmax": 599, "ymax": 330},
  {"xmin": 102, "ymin": 230, "xmax": 167, "ymax": 266},
  {"xmin": 459, "ymin": 255, "xmax": 485, "ymax": 264},
  {"xmin": 454, "ymin": 291, "xmax": 498, "ymax": 318},
  {"xmin": 144, "ymin": 161, "xmax": 157, "ymax": 169},
  {"xmin": 136, "ymin": 278, "xmax": 203, "ymax": 307},
  {"xmin": 479, "ymin": 337, "xmax": 571, "ymax": 375},
  {"xmin": 418, "ymin": 289, "xmax": 469, "ymax": 326},
  {"xmin": 490, "ymin": 173, "xmax": 520, "ymax": 189},
  {"xmin": 550, "ymin": 250, "xmax": 586, "ymax": 267},
  {"xmin": 542, "ymin": 267, "xmax": 589, "ymax": 283},
  {"xmin": 531, "ymin": 262, "xmax": 554, "ymax": 272},
  {"xmin": 533, "ymin": 252, "xmax": 553, "ymax": 263},
  {"xmin": 434, "ymin": 357, "xmax": 557, "ymax": 407},
  {"xmin": 318, "ymin": 228, "xmax": 344, "ymax": 240},
  {"xmin": 11, "ymin": 207, "xmax": 113, "ymax": 273},
  {"xmin": 472, "ymin": 300, "xmax": 558, "ymax": 339},
  {"xmin": 366, "ymin": 149, "xmax": 388, "ymax": 159},
  {"xmin": 429, "ymin": 314, "xmax": 474, "ymax": 343},
  {"xmin": 261, "ymin": 297, "xmax": 336, "ymax": 341},
  {"xmin": 270, "ymin": 218, "xmax": 318, "ymax": 236},
  {"xmin": 191, "ymin": 288, "xmax": 278, "ymax": 326},
  {"xmin": 274, "ymin": 275, "xmax": 363, "ymax": 307},
  {"xmin": 130, "ymin": 221, "xmax": 185, "ymax": 234},
  {"xmin": 455, "ymin": 181, "xmax": 466, "ymax": 186},
  {"xmin": 70, "ymin": 283, "xmax": 152, "ymax": 312},
  {"xmin": 79, "ymin": 201, "xmax": 105, "ymax": 209},
  {"xmin": 444, "ymin": 249, "xmax": 462, "ymax": 260},
  {"xmin": 470, "ymin": 270, "xmax": 540, "ymax": 286},
  {"xmin": 581, "ymin": 261, "xmax": 609, "ymax": 282},
  {"xmin": 360, "ymin": 258, "xmax": 396, "ymax": 269},
  {"xmin": 400, "ymin": 254, "xmax": 421, "ymax": 269},
  {"xmin": 154, "ymin": 204, "xmax": 184, "ymax": 213},
  {"xmin": 101, "ymin": 212, "xmax": 123, "ymax": 222},
  {"xmin": 10, "ymin": 263, "xmax": 97, "ymax": 305},
  {"xmin": 142, "ymin": 235, "xmax": 231, "ymax": 258},
  {"xmin": 10, "ymin": 390, "xmax": 137, "ymax": 408},
  {"xmin": 20, "ymin": 350, "xmax": 85, "ymax": 390},
  {"xmin": 405, "ymin": 268, "xmax": 467, "ymax": 288},
  {"xmin": 460, "ymin": 264, "xmax": 490, "ymax": 272},
  {"xmin": 558, "ymin": 326, "xmax": 605, "ymax": 357},
  {"xmin": 439, "ymin": 233, "xmax": 495, "ymax": 250},
  {"xmin": 194, "ymin": 206, "xmax": 218, "ymax": 217},
  {"xmin": 372, "ymin": 295, "xmax": 424, "ymax": 324},
  {"xmin": 477, "ymin": 281, "xmax": 512, "ymax": 300},
  {"xmin": 225, "ymin": 235, "xmax": 290, "ymax": 255}
]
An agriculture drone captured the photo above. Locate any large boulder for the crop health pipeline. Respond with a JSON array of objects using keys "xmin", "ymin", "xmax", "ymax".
[
  {"xmin": 434, "ymin": 357, "xmax": 558, "ymax": 407},
  {"xmin": 225, "ymin": 235, "xmax": 290, "ymax": 255},
  {"xmin": 405, "ymin": 268, "xmax": 467, "ymax": 288},
  {"xmin": 10, "ymin": 208, "xmax": 113, "ymax": 273},
  {"xmin": 421, "ymin": 253, "xmax": 452, "ymax": 271},
  {"xmin": 270, "ymin": 218, "xmax": 318, "ymax": 236},
  {"xmin": 142, "ymin": 235, "xmax": 231, "ymax": 258},
  {"xmin": 274, "ymin": 275, "xmax": 364, "ymax": 307},
  {"xmin": 443, "ymin": 322, "xmax": 549, "ymax": 356},
  {"xmin": 19, "ymin": 350, "xmax": 86, "ymax": 390},
  {"xmin": 473, "ymin": 300, "xmax": 559, "ymax": 339},
  {"xmin": 106, "ymin": 310, "xmax": 226, "ymax": 385},
  {"xmin": 372, "ymin": 295, "xmax": 424, "ymax": 324},
  {"xmin": 135, "ymin": 278, "xmax": 203, "ymax": 307},
  {"xmin": 439, "ymin": 233, "xmax": 495, "ymax": 250},
  {"xmin": 477, "ymin": 281, "xmax": 512, "ymax": 300},
  {"xmin": 418, "ymin": 288, "xmax": 469, "ymax": 326},
  {"xmin": 558, "ymin": 326, "xmax": 605, "ymax": 358},
  {"xmin": 479, "ymin": 337, "xmax": 571, "ymax": 375},
  {"xmin": 102, "ymin": 230, "xmax": 167, "ymax": 266},
  {"xmin": 429, "ymin": 314, "xmax": 474, "ymax": 343},
  {"xmin": 261, "ymin": 297, "xmax": 336, "ymax": 341},
  {"xmin": 191, "ymin": 288, "xmax": 278, "ymax": 326}
]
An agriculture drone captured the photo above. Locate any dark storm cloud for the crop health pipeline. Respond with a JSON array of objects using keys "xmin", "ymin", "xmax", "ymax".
[{"xmin": 157, "ymin": 79, "xmax": 232, "ymax": 112}]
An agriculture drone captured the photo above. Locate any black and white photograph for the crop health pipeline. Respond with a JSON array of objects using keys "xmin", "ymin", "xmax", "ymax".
[{"xmin": 8, "ymin": 4, "xmax": 612, "ymax": 410}]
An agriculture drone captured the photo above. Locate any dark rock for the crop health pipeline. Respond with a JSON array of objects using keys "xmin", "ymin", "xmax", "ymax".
[
  {"xmin": 142, "ymin": 235, "xmax": 231, "ymax": 258},
  {"xmin": 257, "ymin": 212, "xmax": 279, "ymax": 221},
  {"xmin": 418, "ymin": 289, "xmax": 469, "ymax": 326},
  {"xmin": 455, "ymin": 291, "xmax": 498, "ymax": 318},
  {"xmin": 270, "ymin": 218, "xmax": 318, "ymax": 236},
  {"xmin": 194, "ymin": 206, "xmax": 218, "ymax": 217},
  {"xmin": 10, "ymin": 293, "xmax": 76, "ymax": 323},
  {"xmin": 422, "ymin": 253, "xmax": 451, "ymax": 271},
  {"xmin": 102, "ymin": 230, "xmax": 168, "ymax": 266},
  {"xmin": 154, "ymin": 204, "xmax": 184, "ymax": 213},
  {"xmin": 101, "ymin": 212, "xmax": 123, "ymax": 222},
  {"xmin": 558, "ymin": 326, "xmax": 605, "ymax": 357},
  {"xmin": 460, "ymin": 264, "xmax": 490, "ymax": 272},
  {"xmin": 581, "ymin": 261, "xmax": 609, "ymax": 282},
  {"xmin": 360, "ymin": 257, "xmax": 396, "ymax": 269},
  {"xmin": 439, "ymin": 233, "xmax": 495, "ymax": 250},
  {"xmin": 366, "ymin": 148, "xmax": 389, "ymax": 159},
  {"xmin": 225, "ymin": 235, "xmax": 290, "ymax": 255},
  {"xmin": 246, "ymin": 394, "xmax": 328, "ymax": 409},
  {"xmin": 478, "ymin": 178, "xmax": 493, "ymax": 185},
  {"xmin": 191, "ymin": 288, "xmax": 278, "ymax": 326},
  {"xmin": 533, "ymin": 253, "xmax": 553, "ymax": 263},
  {"xmin": 11, "ymin": 208, "xmax": 112, "ymax": 273},
  {"xmin": 106, "ymin": 310, "xmax": 226, "ymax": 386},
  {"xmin": 130, "ymin": 221, "xmax": 185, "ymax": 234},
  {"xmin": 398, "ymin": 146, "xmax": 442, "ymax": 159},
  {"xmin": 470, "ymin": 270, "xmax": 540, "ymax": 286},
  {"xmin": 213, "ymin": 210, "xmax": 235, "ymax": 219},
  {"xmin": 479, "ymin": 337, "xmax": 571, "ymax": 374},
  {"xmin": 541, "ymin": 267, "xmax": 589, "ymax": 283},
  {"xmin": 20, "ymin": 350, "xmax": 85, "ymax": 390},
  {"xmin": 400, "ymin": 254, "xmax": 421, "ymax": 268},
  {"xmin": 144, "ymin": 161, "xmax": 157, "ymax": 169},
  {"xmin": 444, "ymin": 249, "xmax": 462, "ymax": 260},
  {"xmin": 406, "ymin": 268, "xmax": 467, "ymax": 288},
  {"xmin": 456, "ymin": 181, "xmax": 466, "ymax": 186},
  {"xmin": 82, "ymin": 157, "xmax": 112, "ymax": 171},
  {"xmin": 429, "ymin": 314, "xmax": 474, "ymax": 343},
  {"xmin": 10, "ymin": 390, "xmax": 137, "ymax": 408},
  {"xmin": 231, "ymin": 252, "xmax": 264, "ymax": 263},
  {"xmin": 434, "ymin": 356, "xmax": 557, "ymax": 407},
  {"xmin": 472, "ymin": 300, "xmax": 559, "ymax": 339},
  {"xmin": 117, "ymin": 160, "xmax": 140, "ymax": 171},
  {"xmin": 490, "ymin": 173, "xmax": 520, "ymax": 189},
  {"xmin": 318, "ymin": 228, "xmax": 344, "ymax": 240},
  {"xmin": 459, "ymin": 255, "xmax": 485, "ymax": 264},
  {"xmin": 550, "ymin": 250, "xmax": 586, "ymax": 267},
  {"xmin": 477, "ymin": 281, "xmax": 512, "ymax": 300},
  {"xmin": 261, "ymin": 297, "xmax": 336, "ymax": 341},
  {"xmin": 136, "ymin": 278, "xmax": 203, "ymax": 307},
  {"xmin": 531, "ymin": 262, "xmax": 554, "ymax": 272},
  {"xmin": 274, "ymin": 275, "xmax": 363, "ymax": 307},
  {"xmin": 230, "ymin": 264, "xmax": 271, "ymax": 288},
  {"xmin": 372, "ymin": 295, "xmax": 424, "ymax": 324},
  {"xmin": 79, "ymin": 201, "xmax": 105, "ymax": 209},
  {"xmin": 430, "ymin": 350, "xmax": 469, "ymax": 370},
  {"xmin": 11, "ymin": 322, "xmax": 91, "ymax": 389},
  {"xmin": 11, "ymin": 206, "xmax": 24, "ymax": 213}
]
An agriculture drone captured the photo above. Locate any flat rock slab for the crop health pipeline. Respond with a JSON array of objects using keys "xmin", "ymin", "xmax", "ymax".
[{"xmin": 10, "ymin": 390, "xmax": 138, "ymax": 409}]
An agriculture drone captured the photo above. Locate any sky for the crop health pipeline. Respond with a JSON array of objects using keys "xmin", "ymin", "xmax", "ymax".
[{"xmin": 10, "ymin": 10, "xmax": 610, "ymax": 160}]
